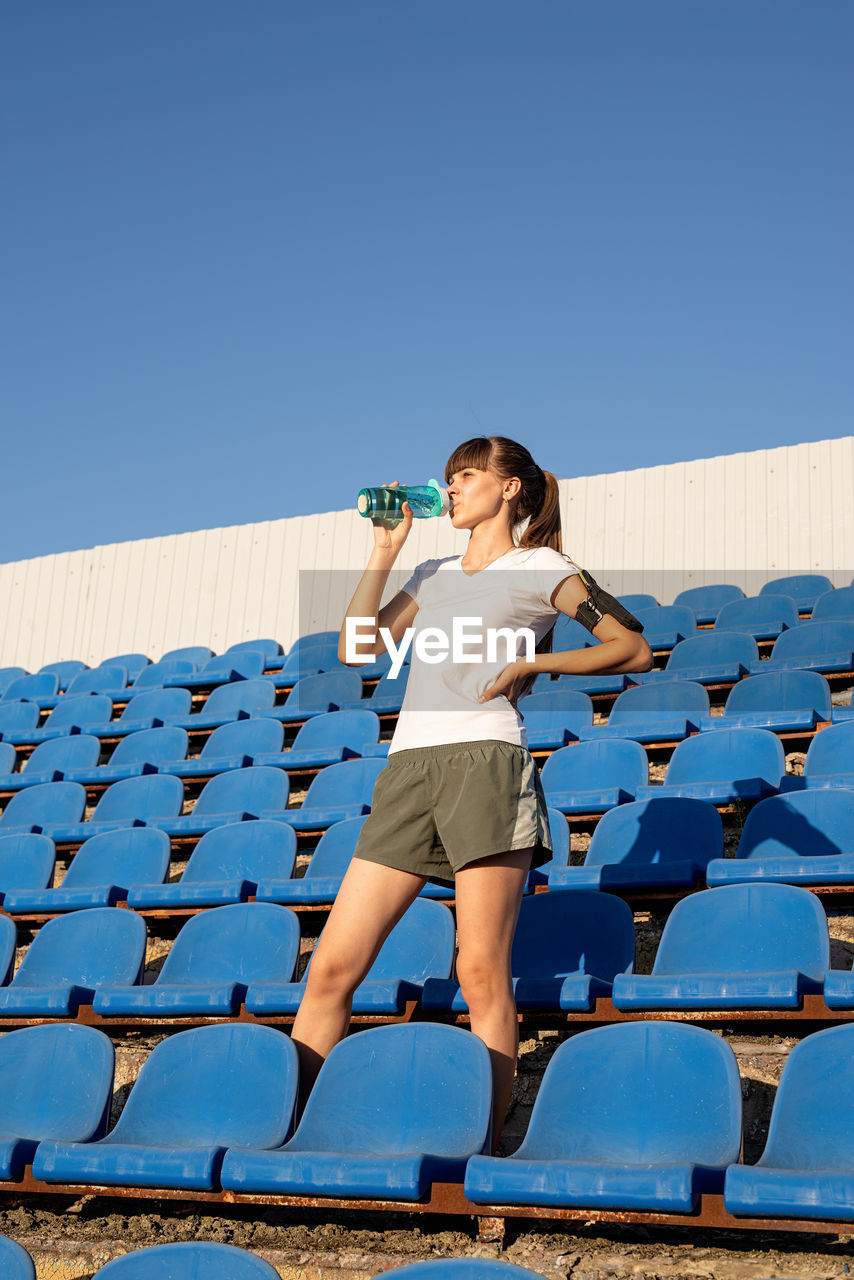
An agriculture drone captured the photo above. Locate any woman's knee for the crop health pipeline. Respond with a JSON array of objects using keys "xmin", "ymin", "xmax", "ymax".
[
  {"xmin": 303, "ymin": 945, "xmax": 366, "ymax": 1003},
  {"xmin": 456, "ymin": 949, "xmax": 513, "ymax": 1014}
]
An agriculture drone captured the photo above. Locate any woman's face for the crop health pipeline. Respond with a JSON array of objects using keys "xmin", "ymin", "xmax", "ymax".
[{"xmin": 446, "ymin": 465, "xmax": 511, "ymax": 530}]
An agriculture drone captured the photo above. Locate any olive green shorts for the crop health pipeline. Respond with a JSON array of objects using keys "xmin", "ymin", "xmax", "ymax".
[{"xmin": 353, "ymin": 739, "xmax": 554, "ymax": 887}]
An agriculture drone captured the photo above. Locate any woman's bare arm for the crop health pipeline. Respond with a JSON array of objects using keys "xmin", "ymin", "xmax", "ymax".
[
  {"xmin": 479, "ymin": 573, "xmax": 653, "ymax": 702},
  {"xmin": 337, "ymin": 488, "xmax": 420, "ymax": 665}
]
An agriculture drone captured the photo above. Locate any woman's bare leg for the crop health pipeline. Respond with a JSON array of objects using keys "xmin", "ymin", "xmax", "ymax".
[
  {"xmin": 290, "ymin": 857, "xmax": 426, "ymax": 1108},
  {"xmin": 453, "ymin": 848, "xmax": 533, "ymax": 1151}
]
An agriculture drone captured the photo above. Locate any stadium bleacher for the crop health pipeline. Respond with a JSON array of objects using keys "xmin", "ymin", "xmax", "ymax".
[{"xmin": 0, "ymin": 576, "xmax": 853, "ymax": 1251}]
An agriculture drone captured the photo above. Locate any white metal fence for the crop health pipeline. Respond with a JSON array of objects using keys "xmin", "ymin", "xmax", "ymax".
[{"xmin": 1, "ymin": 436, "xmax": 852, "ymax": 670}]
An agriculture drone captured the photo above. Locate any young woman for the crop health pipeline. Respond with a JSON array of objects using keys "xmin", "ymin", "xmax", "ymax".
[{"xmin": 290, "ymin": 436, "xmax": 652, "ymax": 1143}]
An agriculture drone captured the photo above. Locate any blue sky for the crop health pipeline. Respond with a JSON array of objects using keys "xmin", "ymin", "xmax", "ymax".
[{"xmin": 2, "ymin": 1, "xmax": 851, "ymax": 563}]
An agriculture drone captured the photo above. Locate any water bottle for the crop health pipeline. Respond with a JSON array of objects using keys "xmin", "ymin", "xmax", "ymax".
[{"xmin": 356, "ymin": 479, "xmax": 450, "ymax": 523}]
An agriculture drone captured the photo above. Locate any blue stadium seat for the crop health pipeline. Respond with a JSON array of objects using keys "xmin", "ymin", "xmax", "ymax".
[
  {"xmin": 618, "ymin": 593, "xmax": 659, "ymax": 611},
  {"xmin": 0, "ymin": 669, "xmax": 27, "ymax": 697},
  {"xmin": 34, "ymin": 1024, "xmax": 299, "ymax": 1191},
  {"xmin": 723, "ymin": 1023, "xmax": 854, "ymax": 1220},
  {"xmin": 0, "ymin": 1023, "xmax": 114, "ymax": 1180},
  {"xmin": 715, "ymin": 595, "xmax": 800, "ymax": 641},
  {"xmin": 363, "ymin": 665, "xmax": 411, "ymax": 713},
  {"xmin": 116, "ymin": 660, "xmax": 195, "ymax": 700},
  {"xmin": 38, "ymin": 665, "xmax": 128, "ymax": 711},
  {"xmin": 226, "ymin": 638, "xmax": 285, "ymax": 664},
  {"xmin": 65, "ymin": 669, "xmax": 129, "ymax": 698},
  {"xmin": 422, "ymin": 890, "xmax": 634, "ymax": 1012},
  {"xmin": 697, "ymin": 670, "xmax": 831, "ymax": 734},
  {"xmin": 749, "ymin": 620, "xmax": 854, "ymax": 676},
  {"xmin": 264, "ymin": 649, "xmax": 327, "ymax": 688},
  {"xmin": 38, "ymin": 774, "xmax": 185, "ymax": 843},
  {"xmin": 0, "ymin": 701, "xmax": 41, "ymax": 740},
  {"xmin": 797, "ymin": 721, "xmax": 854, "ymax": 789},
  {"xmin": 517, "ymin": 690, "xmax": 593, "ymax": 750},
  {"xmin": 127, "ymin": 820, "xmax": 297, "ymax": 908},
  {"xmin": 634, "ymin": 631, "xmax": 758, "ymax": 686},
  {"xmin": 833, "ymin": 694, "xmax": 854, "ymax": 724},
  {"xmin": 611, "ymin": 883, "xmax": 828, "ymax": 1010},
  {"xmin": 634, "ymin": 727, "xmax": 785, "ymax": 803},
  {"xmin": 289, "ymin": 631, "xmax": 339, "ymax": 654},
  {"xmin": 2, "ymin": 673, "xmax": 60, "ymax": 706},
  {"xmin": 706, "ymin": 790, "xmax": 854, "ymax": 886},
  {"xmin": 523, "ymin": 805, "xmax": 571, "ymax": 889},
  {"xmin": 162, "ymin": 650, "xmax": 267, "ymax": 691},
  {"xmin": 372, "ymin": 1262, "xmax": 545, "ymax": 1280},
  {"xmin": 577, "ymin": 680, "xmax": 708, "ymax": 744},
  {"xmin": 156, "ymin": 717, "xmax": 284, "ymax": 778},
  {"xmin": 0, "ymin": 743, "xmax": 14, "ymax": 774},
  {"xmin": 0, "ymin": 1235, "xmax": 35, "ymax": 1280},
  {"xmin": 539, "ymin": 671, "xmax": 632, "ymax": 695},
  {"xmin": 63, "ymin": 727, "xmax": 190, "ymax": 785},
  {"xmin": 167, "ymin": 678, "xmax": 277, "ymax": 731},
  {"xmin": 824, "ymin": 958, "xmax": 854, "ymax": 1008},
  {"xmin": 93, "ymin": 903, "xmax": 301, "ymax": 1016},
  {"xmin": 220, "ymin": 1022, "xmax": 491, "ymax": 1198},
  {"xmin": 160, "ymin": 645, "xmax": 214, "ymax": 667},
  {"xmin": 549, "ymin": 797, "xmax": 722, "ymax": 891},
  {"xmin": 672, "ymin": 584, "xmax": 744, "ymax": 625},
  {"xmin": 93, "ymin": 1242, "xmax": 281, "ymax": 1279},
  {"xmin": 760, "ymin": 574, "xmax": 833, "ymax": 613},
  {"xmin": 464, "ymin": 1022, "xmax": 741, "ymax": 1212},
  {"xmin": 2, "ymin": 828, "xmax": 172, "ymax": 914},
  {"xmin": 258, "ymin": 671, "xmax": 365, "ymax": 724},
  {"xmin": 540, "ymin": 741, "xmax": 648, "ymax": 813},
  {"xmin": 0, "ymin": 781, "xmax": 86, "ymax": 836},
  {"xmin": 632, "ymin": 605, "xmax": 697, "ymax": 649},
  {"xmin": 0, "ymin": 916, "xmax": 16, "ymax": 984},
  {"xmin": 100, "ymin": 653, "xmax": 151, "ymax": 682},
  {"xmin": 263, "ymin": 757, "xmax": 386, "ymax": 830},
  {"xmin": 0, "ymin": 734, "xmax": 101, "ymax": 789},
  {"xmin": 153, "ymin": 766, "xmax": 289, "ymax": 837},
  {"xmin": 255, "ymin": 815, "xmax": 369, "ymax": 905},
  {"xmin": 38, "ymin": 659, "xmax": 88, "ymax": 691},
  {"xmin": 812, "ymin": 585, "xmax": 854, "ymax": 622},
  {"xmin": 90, "ymin": 687, "xmax": 192, "ymax": 737},
  {"xmin": 0, "ymin": 908, "xmax": 146, "ymax": 1016},
  {"xmin": 246, "ymin": 896, "xmax": 454, "ymax": 1015},
  {"xmin": 3, "ymin": 694, "xmax": 115, "ymax": 746},
  {"xmin": 0, "ymin": 834, "xmax": 56, "ymax": 903},
  {"xmin": 254, "ymin": 709, "xmax": 380, "ymax": 771}
]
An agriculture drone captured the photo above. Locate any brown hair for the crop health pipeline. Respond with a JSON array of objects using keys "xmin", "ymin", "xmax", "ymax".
[{"xmin": 444, "ymin": 436, "xmax": 562, "ymax": 552}]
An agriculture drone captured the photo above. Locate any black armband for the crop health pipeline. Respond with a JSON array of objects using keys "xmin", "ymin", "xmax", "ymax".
[{"xmin": 575, "ymin": 569, "xmax": 645, "ymax": 635}]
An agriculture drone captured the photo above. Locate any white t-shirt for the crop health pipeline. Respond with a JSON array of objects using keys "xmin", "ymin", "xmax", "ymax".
[{"xmin": 388, "ymin": 545, "xmax": 579, "ymax": 753}]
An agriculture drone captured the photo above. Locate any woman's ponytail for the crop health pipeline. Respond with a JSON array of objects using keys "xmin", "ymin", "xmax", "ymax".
[{"xmin": 518, "ymin": 468, "xmax": 562, "ymax": 553}]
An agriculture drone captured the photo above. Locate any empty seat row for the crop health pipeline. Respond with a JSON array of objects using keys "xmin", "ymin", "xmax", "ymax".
[
  {"xmin": 0, "ymin": 668, "xmax": 410, "ymax": 749},
  {"xmin": 0, "ymin": 711, "xmax": 389, "ymax": 790},
  {"xmin": 1, "ymin": 721, "xmax": 851, "ymax": 851},
  {"xmin": 542, "ymin": 720, "xmax": 854, "ymax": 812},
  {"xmin": 0, "ymin": 1243, "xmax": 545, "ymax": 1280},
  {"xmin": 0, "ymin": 758, "xmax": 388, "ymax": 841},
  {"xmin": 522, "ymin": 670, "xmax": 839, "ymax": 750},
  {"xmin": 2, "ymin": 881, "xmax": 854, "ymax": 1018},
  {"xmin": 0, "ymin": 897, "xmax": 454, "ymax": 1017},
  {"xmin": 544, "ymin": 788, "xmax": 854, "ymax": 892},
  {"xmin": 0, "ymin": 804, "xmax": 552, "ymax": 912},
  {"xmin": 5, "ymin": 1017, "xmax": 854, "ymax": 1223}
]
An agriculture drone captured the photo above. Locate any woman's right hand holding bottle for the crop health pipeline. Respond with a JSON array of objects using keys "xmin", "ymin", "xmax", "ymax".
[{"xmin": 370, "ymin": 481, "xmax": 413, "ymax": 557}]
